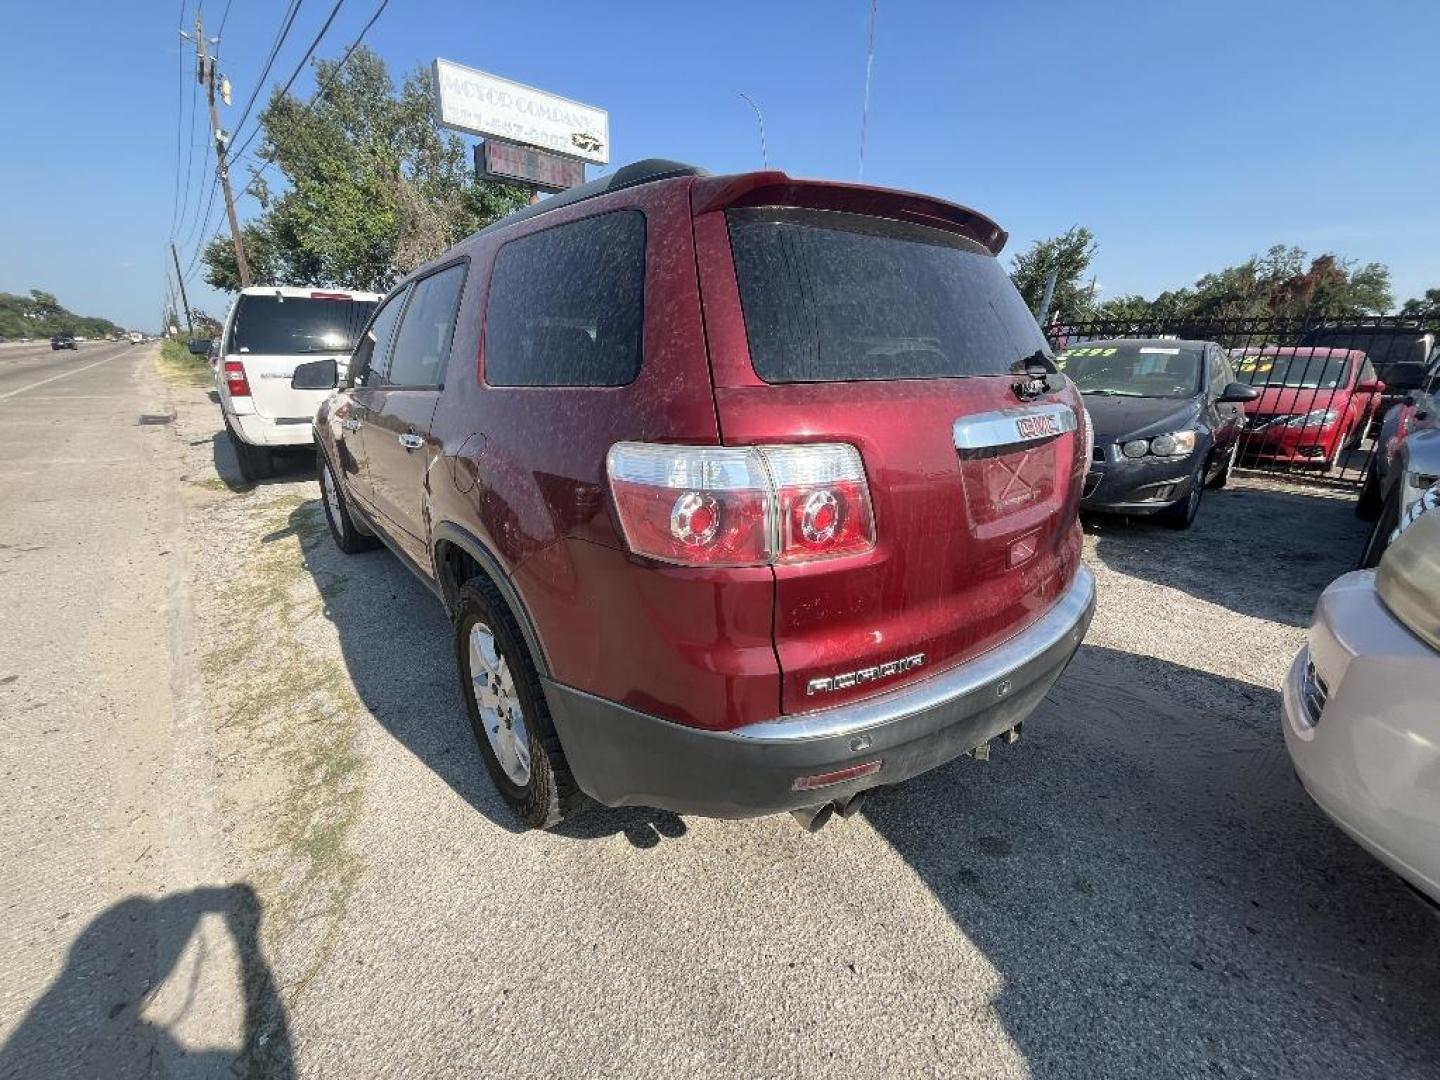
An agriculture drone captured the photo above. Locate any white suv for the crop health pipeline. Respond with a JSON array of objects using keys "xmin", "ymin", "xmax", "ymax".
[{"xmin": 215, "ymin": 286, "xmax": 380, "ymax": 480}]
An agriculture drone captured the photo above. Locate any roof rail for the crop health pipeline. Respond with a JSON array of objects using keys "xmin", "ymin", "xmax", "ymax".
[{"xmin": 474, "ymin": 159, "xmax": 707, "ymax": 237}]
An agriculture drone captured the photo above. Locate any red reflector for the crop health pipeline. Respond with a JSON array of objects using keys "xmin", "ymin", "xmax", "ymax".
[
  {"xmin": 792, "ymin": 759, "xmax": 882, "ymax": 792},
  {"xmin": 309, "ymin": 291, "xmax": 352, "ymax": 300}
]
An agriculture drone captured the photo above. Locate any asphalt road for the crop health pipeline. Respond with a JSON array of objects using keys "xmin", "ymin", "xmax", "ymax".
[
  {"xmin": 2, "ymin": 350, "xmax": 1437, "ymax": 1078},
  {"xmin": 0, "ymin": 340, "xmax": 138, "ymax": 399},
  {"xmin": 0, "ymin": 343, "xmax": 248, "ymax": 1079}
]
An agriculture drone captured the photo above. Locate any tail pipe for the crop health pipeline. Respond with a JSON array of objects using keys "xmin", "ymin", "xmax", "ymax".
[{"xmin": 789, "ymin": 789, "xmax": 871, "ymax": 832}]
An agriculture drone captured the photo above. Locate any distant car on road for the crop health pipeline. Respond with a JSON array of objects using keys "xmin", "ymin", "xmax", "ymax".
[
  {"xmin": 128, "ymin": 332, "xmax": 143, "ymax": 344},
  {"xmin": 212, "ymin": 286, "xmax": 380, "ymax": 482},
  {"xmin": 1284, "ymin": 481, "xmax": 1440, "ymax": 907},
  {"xmin": 50, "ymin": 332, "xmax": 76, "ymax": 351},
  {"xmin": 1063, "ymin": 338, "xmax": 1259, "ymax": 528},
  {"xmin": 1234, "ymin": 347, "xmax": 1385, "ymax": 469}
]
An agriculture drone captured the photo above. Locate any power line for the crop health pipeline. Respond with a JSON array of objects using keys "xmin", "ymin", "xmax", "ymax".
[
  {"xmin": 229, "ymin": 0, "xmax": 306, "ymax": 151},
  {"xmin": 168, "ymin": 1, "xmax": 189, "ymax": 237},
  {"xmin": 234, "ymin": 0, "xmax": 390, "ymax": 194},
  {"xmin": 857, "ymin": 0, "xmax": 878, "ymax": 181},
  {"xmin": 216, "ymin": 0, "xmax": 233, "ymax": 36},
  {"xmin": 228, "ymin": 0, "xmax": 352, "ymax": 166},
  {"xmin": 176, "ymin": 47, "xmax": 203, "ymax": 239}
]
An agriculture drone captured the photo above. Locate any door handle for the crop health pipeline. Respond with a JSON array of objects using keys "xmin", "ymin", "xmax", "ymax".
[{"xmin": 399, "ymin": 432, "xmax": 424, "ymax": 450}]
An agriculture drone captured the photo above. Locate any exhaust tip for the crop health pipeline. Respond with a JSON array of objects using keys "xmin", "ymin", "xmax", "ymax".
[
  {"xmin": 837, "ymin": 789, "xmax": 869, "ymax": 819},
  {"xmin": 790, "ymin": 804, "xmax": 835, "ymax": 833}
]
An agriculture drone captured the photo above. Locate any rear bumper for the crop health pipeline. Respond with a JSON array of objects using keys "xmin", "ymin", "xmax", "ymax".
[
  {"xmin": 545, "ymin": 564, "xmax": 1096, "ymax": 818},
  {"xmin": 230, "ymin": 411, "xmax": 315, "ymax": 447}
]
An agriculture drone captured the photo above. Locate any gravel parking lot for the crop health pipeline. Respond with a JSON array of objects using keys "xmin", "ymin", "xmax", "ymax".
[{"xmin": 13, "ymin": 352, "xmax": 1437, "ymax": 1079}]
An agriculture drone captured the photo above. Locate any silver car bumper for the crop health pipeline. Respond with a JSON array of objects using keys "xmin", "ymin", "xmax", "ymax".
[{"xmin": 1282, "ymin": 570, "xmax": 1440, "ymax": 902}]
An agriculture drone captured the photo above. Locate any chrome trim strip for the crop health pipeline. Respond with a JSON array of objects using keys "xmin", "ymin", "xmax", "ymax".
[
  {"xmin": 953, "ymin": 403, "xmax": 1077, "ymax": 452},
  {"xmin": 733, "ymin": 564, "xmax": 1096, "ymax": 742}
]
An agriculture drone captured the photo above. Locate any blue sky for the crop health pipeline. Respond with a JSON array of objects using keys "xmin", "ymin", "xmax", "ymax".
[{"xmin": 1, "ymin": 0, "xmax": 1437, "ymax": 330}]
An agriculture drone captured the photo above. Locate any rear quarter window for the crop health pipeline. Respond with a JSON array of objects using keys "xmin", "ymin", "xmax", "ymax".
[
  {"xmin": 728, "ymin": 207, "xmax": 1049, "ymax": 383},
  {"xmin": 484, "ymin": 211, "xmax": 646, "ymax": 387}
]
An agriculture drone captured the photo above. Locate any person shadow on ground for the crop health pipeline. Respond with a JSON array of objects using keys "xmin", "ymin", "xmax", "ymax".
[{"xmin": 0, "ymin": 883, "xmax": 292, "ymax": 1079}]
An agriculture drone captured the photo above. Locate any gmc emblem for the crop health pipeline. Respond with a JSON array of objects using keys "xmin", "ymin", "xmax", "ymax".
[{"xmin": 1015, "ymin": 414, "xmax": 1061, "ymax": 440}]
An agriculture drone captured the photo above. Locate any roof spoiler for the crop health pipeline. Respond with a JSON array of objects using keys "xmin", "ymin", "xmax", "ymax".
[{"xmin": 690, "ymin": 171, "xmax": 1008, "ymax": 255}]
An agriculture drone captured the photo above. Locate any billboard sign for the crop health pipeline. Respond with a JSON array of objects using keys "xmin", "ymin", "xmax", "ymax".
[
  {"xmin": 476, "ymin": 141, "xmax": 585, "ymax": 193},
  {"xmin": 432, "ymin": 59, "xmax": 609, "ymax": 165}
]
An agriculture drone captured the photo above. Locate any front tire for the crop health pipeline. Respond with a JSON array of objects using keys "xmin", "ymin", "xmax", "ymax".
[
  {"xmin": 225, "ymin": 417, "xmax": 274, "ymax": 482},
  {"xmin": 1160, "ymin": 465, "xmax": 1205, "ymax": 529},
  {"xmin": 1356, "ymin": 457, "xmax": 1383, "ymax": 521},
  {"xmin": 1206, "ymin": 442, "xmax": 1237, "ymax": 489},
  {"xmin": 317, "ymin": 449, "xmax": 378, "ymax": 554},
  {"xmin": 455, "ymin": 577, "xmax": 582, "ymax": 830},
  {"xmin": 1358, "ymin": 492, "xmax": 1399, "ymax": 569}
]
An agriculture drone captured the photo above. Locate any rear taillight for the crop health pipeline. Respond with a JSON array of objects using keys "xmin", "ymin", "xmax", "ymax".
[
  {"xmin": 606, "ymin": 442, "xmax": 876, "ymax": 567},
  {"xmin": 223, "ymin": 359, "xmax": 251, "ymax": 397}
]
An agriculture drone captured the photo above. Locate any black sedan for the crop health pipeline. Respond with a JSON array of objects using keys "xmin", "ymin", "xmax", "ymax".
[
  {"xmin": 50, "ymin": 332, "xmax": 77, "ymax": 351},
  {"xmin": 1061, "ymin": 338, "xmax": 1260, "ymax": 528}
]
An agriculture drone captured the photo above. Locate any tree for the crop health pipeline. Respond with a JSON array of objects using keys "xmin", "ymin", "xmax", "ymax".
[
  {"xmin": 0, "ymin": 289, "xmax": 124, "ymax": 340},
  {"xmin": 1009, "ymin": 226, "xmax": 1097, "ymax": 322},
  {"xmin": 203, "ymin": 48, "xmax": 530, "ymax": 293},
  {"xmin": 1401, "ymin": 288, "xmax": 1440, "ymax": 319},
  {"xmin": 1091, "ymin": 293, "xmax": 1152, "ymax": 323}
]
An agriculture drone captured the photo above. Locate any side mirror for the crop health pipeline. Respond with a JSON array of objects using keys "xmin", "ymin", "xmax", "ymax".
[
  {"xmin": 1218, "ymin": 382, "xmax": 1261, "ymax": 403},
  {"xmin": 292, "ymin": 358, "xmax": 338, "ymax": 391},
  {"xmin": 187, "ymin": 338, "xmax": 213, "ymax": 356},
  {"xmin": 1355, "ymin": 380, "xmax": 1386, "ymax": 394}
]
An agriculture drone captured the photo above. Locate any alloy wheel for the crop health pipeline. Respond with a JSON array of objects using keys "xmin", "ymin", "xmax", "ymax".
[{"xmin": 469, "ymin": 621, "xmax": 532, "ymax": 786}]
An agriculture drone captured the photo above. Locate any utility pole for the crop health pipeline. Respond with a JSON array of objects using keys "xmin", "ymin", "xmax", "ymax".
[
  {"xmin": 194, "ymin": 14, "xmax": 251, "ymax": 287},
  {"xmin": 170, "ymin": 242, "xmax": 195, "ymax": 336}
]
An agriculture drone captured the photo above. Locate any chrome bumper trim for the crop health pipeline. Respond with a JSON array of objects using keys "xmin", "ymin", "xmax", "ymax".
[{"xmin": 733, "ymin": 563, "xmax": 1096, "ymax": 743}]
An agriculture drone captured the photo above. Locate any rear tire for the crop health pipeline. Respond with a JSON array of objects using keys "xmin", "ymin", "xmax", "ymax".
[
  {"xmin": 1160, "ymin": 465, "xmax": 1205, "ymax": 529},
  {"xmin": 455, "ymin": 577, "xmax": 582, "ymax": 830},
  {"xmin": 317, "ymin": 449, "xmax": 378, "ymax": 554},
  {"xmin": 226, "ymin": 417, "xmax": 274, "ymax": 482}
]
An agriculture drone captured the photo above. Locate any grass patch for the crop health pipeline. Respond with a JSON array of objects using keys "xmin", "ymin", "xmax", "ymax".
[{"xmin": 158, "ymin": 337, "xmax": 214, "ymax": 388}]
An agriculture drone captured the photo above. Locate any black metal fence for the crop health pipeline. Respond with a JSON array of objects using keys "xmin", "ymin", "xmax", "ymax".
[{"xmin": 1044, "ymin": 314, "xmax": 1438, "ymax": 487}]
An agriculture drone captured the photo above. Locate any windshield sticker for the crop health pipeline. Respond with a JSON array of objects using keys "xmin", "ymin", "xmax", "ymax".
[{"xmin": 1138, "ymin": 347, "xmax": 1181, "ymax": 355}]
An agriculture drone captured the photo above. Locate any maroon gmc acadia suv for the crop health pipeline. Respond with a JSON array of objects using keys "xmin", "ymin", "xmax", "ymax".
[{"xmin": 298, "ymin": 160, "xmax": 1097, "ymax": 831}]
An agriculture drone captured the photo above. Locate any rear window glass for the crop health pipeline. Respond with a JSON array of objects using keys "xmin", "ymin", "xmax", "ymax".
[
  {"xmin": 227, "ymin": 295, "xmax": 376, "ymax": 356},
  {"xmin": 484, "ymin": 211, "xmax": 646, "ymax": 387},
  {"xmin": 728, "ymin": 207, "xmax": 1049, "ymax": 383}
]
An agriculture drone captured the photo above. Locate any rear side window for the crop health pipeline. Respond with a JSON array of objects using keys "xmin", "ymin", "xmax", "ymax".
[
  {"xmin": 350, "ymin": 287, "xmax": 408, "ymax": 387},
  {"xmin": 226, "ymin": 294, "xmax": 376, "ymax": 356},
  {"xmin": 484, "ymin": 211, "xmax": 646, "ymax": 387},
  {"xmin": 728, "ymin": 208, "xmax": 1049, "ymax": 383},
  {"xmin": 384, "ymin": 263, "xmax": 467, "ymax": 388}
]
